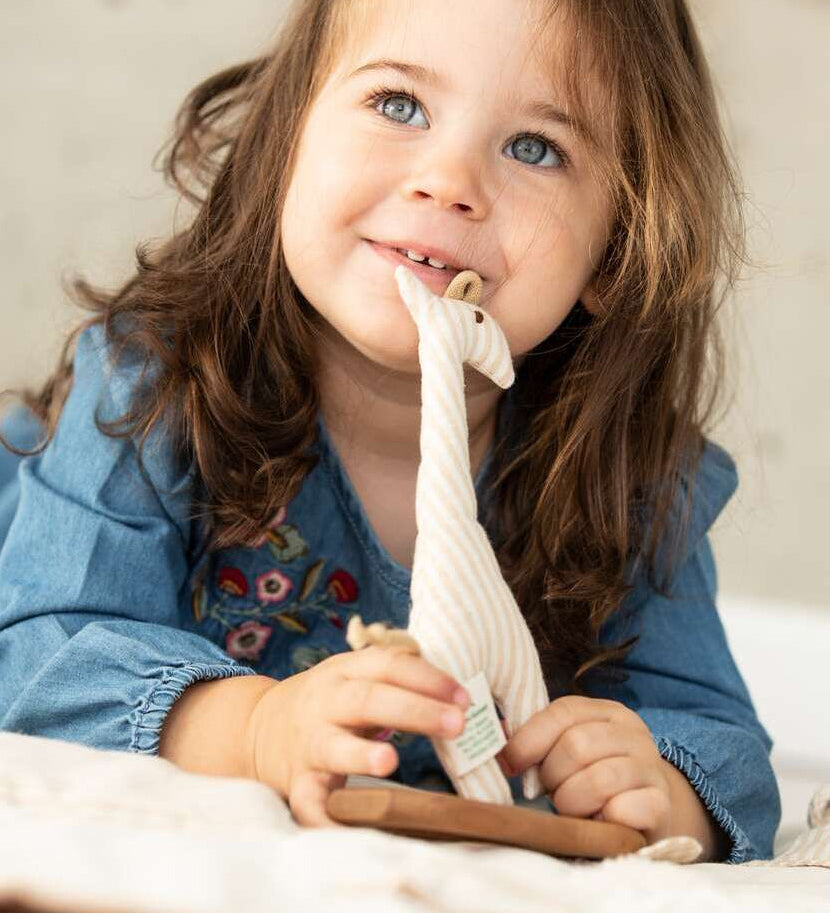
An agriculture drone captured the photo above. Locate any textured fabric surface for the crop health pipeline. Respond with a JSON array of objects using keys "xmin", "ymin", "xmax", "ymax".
[{"xmin": 1, "ymin": 732, "xmax": 827, "ymax": 913}]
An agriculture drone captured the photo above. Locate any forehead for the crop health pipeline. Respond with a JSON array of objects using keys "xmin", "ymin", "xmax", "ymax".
[
  {"xmin": 325, "ymin": 0, "xmax": 607, "ymax": 149},
  {"xmin": 329, "ymin": 0, "xmax": 569, "ymax": 100}
]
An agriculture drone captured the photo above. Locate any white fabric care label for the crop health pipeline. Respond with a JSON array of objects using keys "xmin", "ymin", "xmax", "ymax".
[{"xmin": 442, "ymin": 670, "xmax": 506, "ymax": 778}]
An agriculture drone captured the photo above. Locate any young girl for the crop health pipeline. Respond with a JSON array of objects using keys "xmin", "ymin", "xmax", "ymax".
[{"xmin": 0, "ymin": 0, "xmax": 780, "ymax": 863}]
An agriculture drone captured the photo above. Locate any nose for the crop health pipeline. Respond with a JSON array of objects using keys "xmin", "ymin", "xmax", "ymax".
[{"xmin": 399, "ymin": 147, "xmax": 490, "ymax": 218}]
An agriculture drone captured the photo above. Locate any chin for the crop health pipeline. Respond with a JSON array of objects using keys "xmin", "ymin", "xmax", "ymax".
[
  {"xmin": 355, "ymin": 338, "xmax": 423, "ymax": 375},
  {"xmin": 321, "ymin": 311, "xmax": 420, "ymax": 374}
]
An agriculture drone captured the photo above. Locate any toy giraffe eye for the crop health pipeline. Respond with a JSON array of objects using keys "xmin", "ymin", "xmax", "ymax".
[{"xmin": 474, "ymin": 311, "xmax": 484, "ymax": 324}]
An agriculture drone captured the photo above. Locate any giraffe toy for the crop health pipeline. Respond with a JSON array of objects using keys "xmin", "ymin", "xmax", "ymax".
[
  {"xmin": 347, "ymin": 264, "xmax": 551, "ymax": 806},
  {"xmin": 334, "ymin": 266, "xmax": 703, "ymax": 863}
]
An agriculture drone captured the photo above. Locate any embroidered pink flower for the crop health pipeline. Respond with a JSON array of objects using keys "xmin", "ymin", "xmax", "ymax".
[
  {"xmin": 250, "ymin": 506, "xmax": 288, "ymax": 548},
  {"xmin": 326, "ymin": 569, "xmax": 359, "ymax": 603},
  {"xmin": 256, "ymin": 568, "xmax": 293, "ymax": 604},
  {"xmin": 217, "ymin": 566, "xmax": 248, "ymax": 597},
  {"xmin": 225, "ymin": 620, "xmax": 272, "ymax": 661}
]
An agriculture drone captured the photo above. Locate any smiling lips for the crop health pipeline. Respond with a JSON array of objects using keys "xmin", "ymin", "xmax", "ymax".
[{"xmin": 367, "ymin": 240, "xmax": 471, "ymax": 297}]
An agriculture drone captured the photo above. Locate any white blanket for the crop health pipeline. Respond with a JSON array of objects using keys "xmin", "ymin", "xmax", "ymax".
[{"xmin": 1, "ymin": 732, "xmax": 828, "ymax": 913}]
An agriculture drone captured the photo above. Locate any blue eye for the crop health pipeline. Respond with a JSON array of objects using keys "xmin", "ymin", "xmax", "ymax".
[
  {"xmin": 371, "ymin": 89, "xmax": 428, "ymax": 128},
  {"xmin": 364, "ymin": 84, "xmax": 571, "ymax": 172}
]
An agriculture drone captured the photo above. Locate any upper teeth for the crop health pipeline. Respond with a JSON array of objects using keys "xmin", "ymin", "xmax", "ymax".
[{"xmin": 397, "ymin": 248, "xmax": 448, "ymax": 270}]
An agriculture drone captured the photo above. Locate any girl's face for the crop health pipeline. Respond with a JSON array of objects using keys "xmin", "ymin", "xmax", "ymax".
[{"xmin": 281, "ymin": 0, "xmax": 613, "ymax": 375}]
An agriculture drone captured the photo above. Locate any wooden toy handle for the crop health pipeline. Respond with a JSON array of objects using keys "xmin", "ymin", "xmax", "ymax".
[{"xmin": 327, "ymin": 787, "xmax": 647, "ymax": 859}]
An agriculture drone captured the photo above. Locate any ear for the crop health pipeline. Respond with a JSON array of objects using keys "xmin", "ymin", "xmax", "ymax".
[{"xmin": 579, "ymin": 277, "xmax": 601, "ymax": 316}]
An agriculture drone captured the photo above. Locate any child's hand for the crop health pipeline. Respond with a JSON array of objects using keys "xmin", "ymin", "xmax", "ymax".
[
  {"xmin": 243, "ymin": 645, "xmax": 470, "ymax": 827},
  {"xmin": 496, "ymin": 695, "xmax": 675, "ymax": 843}
]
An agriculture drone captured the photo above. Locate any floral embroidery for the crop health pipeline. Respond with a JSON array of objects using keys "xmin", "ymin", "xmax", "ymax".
[
  {"xmin": 191, "ymin": 583, "xmax": 209, "ymax": 623},
  {"xmin": 327, "ymin": 568, "xmax": 359, "ymax": 602},
  {"xmin": 263, "ymin": 525, "xmax": 309, "ymax": 564},
  {"xmin": 189, "ymin": 505, "xmax": 362, "ymax": 665},
  {"xmin": 256, "ymin": 568, "xmax": 293, "ymax": 603},
  {"xmin": 275, "ymin": 610, "xmax": 309, "ymax": 634},
  {"xmin": 324, "ymin": 610, "xmax": 345, "ymax": 629},
  {"xmin": 226, "ymin": 620, "xmax": 272, "ymax": 661},
  {"xmin": 217, "ymin": 567, "xmax": 248, "ymax": 597}
]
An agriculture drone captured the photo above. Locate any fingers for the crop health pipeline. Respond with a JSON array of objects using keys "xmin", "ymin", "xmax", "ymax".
[
  {"xmin": 287, "ymin": 732, "xmax": 400, "ymax": 828},
  {"xmin": 274, "ymin": 645, "xmax": 473, "ymax": 828},
  {"xmin": 496, "ymin": 751, "xmax": 514, "ymax": 777},
  {"xmin": 599, "ymin": 785, "xmax": 671, "ymax": 834},
  {"xmin": 539, "ymin": 720, "xmax": 642, "ymax": 792},
  {"xmin": 289, "ymin": 770, "xmax": 347, "ymax": 828},
  {"xmin": 502, "ymin": 695, "xmax": 621, "ymax": 774},
  {"xmin": 495, "ymin": 718, "xmax": 515, "ymax": 777},
  {"xmin": 339, "ymin": 645, "xmax": 469, "ymax": 709},
  {"xmin": 329, "ymin": 678, "xmax": 467, "ymax": 741},
  {"xmin": 308, "ymin": 725, "xmax": 400, "ymax": 778},
  {"xmin": 548, "ymin": 755, "xmax": 644, "ymax": 818}
]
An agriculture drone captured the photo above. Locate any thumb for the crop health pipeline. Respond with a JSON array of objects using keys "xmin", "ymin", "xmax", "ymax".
[
  {"xmin": 496, "ymin": 718, "xmax": 520, "ymax": 776},
  {"xmin": 496, "ymin": 749, "xmax": 513, "ymax": 777}
]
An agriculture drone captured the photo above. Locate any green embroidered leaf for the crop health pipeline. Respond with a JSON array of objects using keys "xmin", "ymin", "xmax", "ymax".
[{"xmin": 267, "ymin": 524, "xmax": 309, "ymax": 563}]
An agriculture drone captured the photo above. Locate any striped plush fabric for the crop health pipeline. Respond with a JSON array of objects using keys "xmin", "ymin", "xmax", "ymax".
[{"xmin": 393, "ymin": 264, "xmax": 550, "ymax": 805}]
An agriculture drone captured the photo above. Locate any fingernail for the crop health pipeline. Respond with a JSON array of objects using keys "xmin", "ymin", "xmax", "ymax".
[
  {"xmin": 453, "ymin": 687, "xmax": 470, "ymax": 709},
  {"xmin": 369, "ymin": 745, "xmax": 391, "ymax": 775},
  {"xmin": 442, "ymin": 708, "xmax": 464, "ymax": 735}
]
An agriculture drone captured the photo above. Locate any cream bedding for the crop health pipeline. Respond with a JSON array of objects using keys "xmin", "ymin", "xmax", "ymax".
[{"xmin": 1, "ymin": 732, "xmax": 828, "ymax": 913}]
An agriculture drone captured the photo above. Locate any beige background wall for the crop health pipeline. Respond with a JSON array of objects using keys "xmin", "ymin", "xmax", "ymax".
[{"xmin": 1, "ymin": 0, "xmax": 827, "ymax": 612}]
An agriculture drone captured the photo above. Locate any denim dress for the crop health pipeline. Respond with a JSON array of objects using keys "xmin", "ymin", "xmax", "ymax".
[{"xmin": 0, "ymin": 322, "xmax": 781, "ymax": 862}]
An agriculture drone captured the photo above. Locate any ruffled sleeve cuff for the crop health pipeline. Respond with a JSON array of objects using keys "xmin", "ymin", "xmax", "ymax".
[
  {"xmin": 656, "ymin": 736, "xmax": 754, "ymax": 864},
  {"xmin": 130, "ymin": 662, "xmax": 258, "ymax": 756}
]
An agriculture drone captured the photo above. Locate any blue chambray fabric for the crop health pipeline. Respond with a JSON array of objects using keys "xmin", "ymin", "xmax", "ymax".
[{"xmin": 0, "ymin": 321, "xmax": 780, "ymax": 862}]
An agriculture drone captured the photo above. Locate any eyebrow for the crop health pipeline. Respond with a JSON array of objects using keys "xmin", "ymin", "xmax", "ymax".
[{"xmin": 347, "ymin": 58, "xmax": 590, "ymax": 140}]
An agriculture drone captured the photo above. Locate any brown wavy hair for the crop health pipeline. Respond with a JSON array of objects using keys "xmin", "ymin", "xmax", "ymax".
[{"xmin": 0, "ymin": 0, "xmax": 747, "ymax": 697}]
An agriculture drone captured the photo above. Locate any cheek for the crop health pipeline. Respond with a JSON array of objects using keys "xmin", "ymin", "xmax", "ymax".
[
  {"xmin": 281, "ymin": 129, "xmax": 368, "ymax": 281},
  {"xmin": 284, "ymin": 111, "xmax": 371, "ymax": 234},
  {"xmin": 526, "ymin": 196, "xmax": 603, "ymax": 290},
  {"xmin": 493, "ymin": 285, "xmax": 577, "ymax": 357},
  {"xmin": 488, "ymin": 213, "xmax": 595, "ymax": 354}
]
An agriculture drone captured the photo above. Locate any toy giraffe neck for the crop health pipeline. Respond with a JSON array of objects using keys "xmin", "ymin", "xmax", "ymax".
[
  {"xmin": 411, "ymin": 268, "xmax": 513, "ymax": 531},
  {"xmin": 413, "ymin": 303, "xmax": 479, "ymax": 538}
]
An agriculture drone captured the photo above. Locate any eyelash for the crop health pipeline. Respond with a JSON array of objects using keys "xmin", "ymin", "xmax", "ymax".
[{"xmin": 362, "ymin": 82, "xmax": 571, "ymax": 172}]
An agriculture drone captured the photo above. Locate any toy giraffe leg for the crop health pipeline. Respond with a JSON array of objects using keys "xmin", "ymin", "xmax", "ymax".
[{"xmin": 391, "ymin": 264, "xmax": 550, "ymax": 805}]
